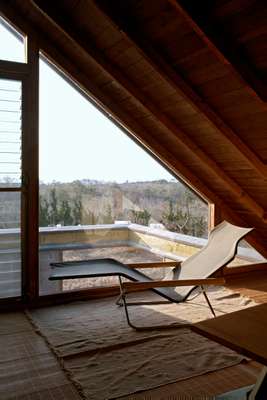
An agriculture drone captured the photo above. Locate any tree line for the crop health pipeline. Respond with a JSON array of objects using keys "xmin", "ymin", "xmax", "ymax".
[
  {"xmin": 39, "ymin": 181, "xmax": 207, "ymax": 238},
  {"xmin": 40, "ymin": 188, "xmax": 82, "ymax": 226}
]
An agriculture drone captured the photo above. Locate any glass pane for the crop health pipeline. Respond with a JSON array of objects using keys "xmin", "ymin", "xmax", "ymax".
[
  {"xmin": 0, "ymin": 79, "xmax": 22, "ymax": 187},
  {"xmin": 0, "ymin": 17, "xmax": 25, "ymax": 63},
  {"xmin": 0, "ymin": 191, "xmax": 21, "ymax": 298},
  {"xmin": 39, "ymin": 57, "xmax": 208, "ymax": 296}
]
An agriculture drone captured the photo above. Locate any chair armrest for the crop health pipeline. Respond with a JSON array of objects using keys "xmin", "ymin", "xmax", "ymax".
[
  {"xmin": 126, "ymin": 261, "xmax": 181, "ymax": 269},
  {"xmin": 122, "ymin": 278, "xmax": 225, "ymax": 293}
]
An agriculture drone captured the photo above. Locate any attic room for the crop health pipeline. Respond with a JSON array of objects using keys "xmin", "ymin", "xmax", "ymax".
[{"xmin": 1, "ymin": 1, "xmax": 267, "ymax": 399}]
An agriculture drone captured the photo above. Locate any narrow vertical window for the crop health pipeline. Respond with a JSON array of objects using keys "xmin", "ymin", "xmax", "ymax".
[
  {"xmin": 0, "ymin": 17, "xmax": 25, "ymax": 299},
  {"xmin": 0, "ymin": 78, "xmax": 22, "ymax": 298}
]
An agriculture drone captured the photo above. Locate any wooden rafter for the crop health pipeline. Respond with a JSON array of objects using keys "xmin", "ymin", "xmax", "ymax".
[{"xmin": 93, "ymin": 0, "xmax": 267, "ymax": 180}]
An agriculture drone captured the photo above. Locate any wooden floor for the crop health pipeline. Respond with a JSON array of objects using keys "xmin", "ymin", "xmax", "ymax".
[
  {"xmin": 1, "ymin": 270, "xmax": 267, "ymax": 399},
  {"xmin": 0, "ymin": 311, "xmax": 81, "ymax": 400}
]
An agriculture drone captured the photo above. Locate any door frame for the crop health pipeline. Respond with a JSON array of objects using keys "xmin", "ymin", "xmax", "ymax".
[{"xmin": 0, "ymin": 36, "xmax": 39, "ymax": 305}]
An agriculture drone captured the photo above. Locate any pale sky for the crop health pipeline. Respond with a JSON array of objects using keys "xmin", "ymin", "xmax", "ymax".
[{"xmin": 39, "ymin": 59, "xmax": 174, "ymax": 183}]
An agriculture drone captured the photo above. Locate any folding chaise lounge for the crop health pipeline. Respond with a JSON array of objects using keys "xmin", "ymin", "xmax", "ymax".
[{"xmin": 49, "ymin": 221, "xmax": 252, "ymax": 329}]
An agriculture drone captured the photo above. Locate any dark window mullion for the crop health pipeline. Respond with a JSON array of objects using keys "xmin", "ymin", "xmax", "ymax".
[{"xmin": 21, "ymin": 38, "xmax": 39, "ymax": 302}]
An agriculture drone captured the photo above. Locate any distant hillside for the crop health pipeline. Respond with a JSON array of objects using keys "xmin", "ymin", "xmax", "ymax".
[{"xmin": 39, "ymin": 179, "xmax": 208, "ymax": 237}]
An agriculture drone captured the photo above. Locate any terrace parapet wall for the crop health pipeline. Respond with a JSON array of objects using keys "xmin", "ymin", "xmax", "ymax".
[{"xmin": 0, "ymin": 223, "xmax": 265, "ymax": 297}]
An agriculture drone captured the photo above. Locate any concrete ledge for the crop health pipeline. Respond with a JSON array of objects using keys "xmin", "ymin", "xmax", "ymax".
[
  {"xmin": 128, "ymin": 224, "xmax": 265, "ymax": 262},
  {"xmin": 1, "ymin": 223, "xmax": 265, "ymax": 263},
  {"xmin": 39, "ymin": 223, "xmax": 130, "ymax": 234},
  {"xmin": 128, "ymin": 223, "xmax": 207, "ymax": 247},
  {"xmin": 40, "ymin": 240, "xmax": 129, "ymax": 252}
]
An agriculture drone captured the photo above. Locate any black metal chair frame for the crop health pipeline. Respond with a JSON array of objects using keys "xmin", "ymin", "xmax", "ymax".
[{"xmin": 117, "ymin": 276, "xmax": 217, "ymax": 331}]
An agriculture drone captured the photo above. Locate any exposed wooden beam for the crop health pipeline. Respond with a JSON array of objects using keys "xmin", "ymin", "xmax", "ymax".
[
  {"xmin": 93, "ymin": 0, "xmax": 267, "ymax": 180},
  {"xmin": 32, "ymin": 2, "xmax": 267, "ymax": 221},
  {"xmin": 169, "ymin": 0, "xmax": 267, "ymax": 102}
]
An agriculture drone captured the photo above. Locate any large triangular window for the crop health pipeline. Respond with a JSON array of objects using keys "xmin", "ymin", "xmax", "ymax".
[{"xmin": 39, "ymin": 56, "xmax": 208, "ymax": 294}]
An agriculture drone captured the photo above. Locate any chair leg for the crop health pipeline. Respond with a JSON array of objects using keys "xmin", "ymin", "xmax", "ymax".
[
  {"xmin": 115, "ymin": 291, "xmax": 170, "ymax": 307},
  {"xmin": 118, "ymin": 276, "xmax": 192, "ymax": 330},
  {"xmin": 116, "ymin": 277, "xmax": 171, "ymax": 307},
  {"xmin": 118, "ymin": 276, "xmax": 140, "ymax": 329},
  {"xmin": 201, "ymin": 285, "xmax": 216, "ymax": 317},
  {"xmin": 115, "ymin": 292, "xmax": 123, "ymax": 307}
]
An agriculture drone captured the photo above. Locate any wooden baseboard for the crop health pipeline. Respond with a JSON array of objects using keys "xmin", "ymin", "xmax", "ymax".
[{"xmin": 223, "ymin": 262, "xmax": 267, "ymax": 278}]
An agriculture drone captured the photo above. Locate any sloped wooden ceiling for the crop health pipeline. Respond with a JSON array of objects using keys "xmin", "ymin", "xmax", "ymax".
[{"xmin": 1, "ymin": 0, "xmax": 267, "ymax": 256}]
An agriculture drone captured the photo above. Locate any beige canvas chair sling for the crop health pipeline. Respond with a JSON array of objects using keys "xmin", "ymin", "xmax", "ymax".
[
  {"xmin": 50, "ymin": 221, "xmax": 252, "ymax": 330},
  {"xmin": 116, "ymin": 220, "xmax": 252, "ymax": 329}
]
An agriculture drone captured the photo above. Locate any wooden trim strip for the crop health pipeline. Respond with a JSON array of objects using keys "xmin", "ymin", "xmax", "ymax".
[
  {"xmin": 29, "ymin": 286, "xmax": 120, "ymax": 308},
  {"xmin": 0, "ymin": 187, "xmax": 21, "ymax": 192},
  {"xmin": 123, "ymin": 277, "xmax": 225, "ymax": 293},
  {"xmin": 224, "ymin": 262, "xmax": 267, "ymax": 277},
  {"xmin": 126, "ymin": 261, "xmax": 180, "ymax": 269},
  {"xmin": 0, "ymin": 296, "xmax": 24, "ymax": 312},
  {"xmin": 0, "ymin": 59, "xmax": 29, "ymax": 75}
]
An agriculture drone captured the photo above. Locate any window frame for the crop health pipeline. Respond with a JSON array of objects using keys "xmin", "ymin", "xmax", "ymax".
[{"xmin": 0, "ymin": 28, "xmax": 39, "ymax": 306}]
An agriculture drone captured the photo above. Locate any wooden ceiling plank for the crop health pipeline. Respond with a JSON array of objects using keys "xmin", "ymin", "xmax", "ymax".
[
  {"xmin": 93, "ymin": 0, "xmax": 267, "ymax": 181},
  {"xmin": 168, "ymin": 0, "xmax": 267, "ymax": 102}
]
